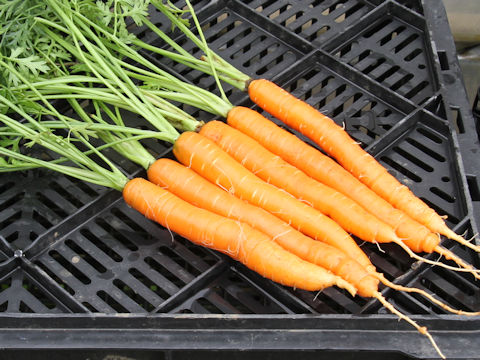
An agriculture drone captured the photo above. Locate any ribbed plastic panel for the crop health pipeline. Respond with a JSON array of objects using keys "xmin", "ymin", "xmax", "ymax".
[{"xmin": 0, "ymin": 0, "xmax": 479, "ymax": 358}]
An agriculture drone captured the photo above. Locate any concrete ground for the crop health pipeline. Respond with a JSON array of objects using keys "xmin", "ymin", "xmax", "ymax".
[{"xmin": 443, "ymin": 0, "xmax": 480, "ymax": 107}]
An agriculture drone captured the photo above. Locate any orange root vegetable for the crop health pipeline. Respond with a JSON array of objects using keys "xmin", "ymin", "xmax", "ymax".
[
  {"xmin": 226, "ymin": 106, "xmax": 438, "ymax": 252},
  {"xmin": 201, "ymin": 118, "xmax": 408, "ymax": 246},
  {"xmin": 248, "ymin": 79, "xmax": 476, "ymax": 252},
  {"xmin": 148, "ymin": 158, "xmax": 480, "ymax": 317},
  {"xmin": 145, "ymin": 159, "xmax": 445, "ymax": 357},
  {"xmin": 148, "ymin": 158, "xmax": 379, "ymax": 297},
  {"xmin": 123, "ymin": 177, "xmax": 355, "ymax": 295},
  {"xmin": 225, "ymin": 106, "xmax": 480, "ymax": 277},
  {"xmin": 172, "ymin": 131, "xmax": 376, "ymax": 273}
]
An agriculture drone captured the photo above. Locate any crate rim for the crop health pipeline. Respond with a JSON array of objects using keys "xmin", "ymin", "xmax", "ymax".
[{"xmin": 0, "ymin": 313, "xmax": 478, "ymax": 359}]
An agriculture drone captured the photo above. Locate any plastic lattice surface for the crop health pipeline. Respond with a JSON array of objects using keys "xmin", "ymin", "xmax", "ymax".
[{"xmin": 0, "ymin": 0, "xmax": 478, "ymax": 322}]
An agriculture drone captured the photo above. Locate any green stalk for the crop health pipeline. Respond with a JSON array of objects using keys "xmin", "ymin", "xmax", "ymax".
[
  {"xmin": 0, "ymin": 59, "xmax": 123, "ymax": 178},
  {"xmin": 0, "ymin": 108, "xmax": 127, "ymax": 190},
  {"xmin": 183, "ymin": 0, "xmax": 227, "ymax": 103},
  {"xmin": 9, "ymin": 76, "xmax": 107, "ymax": 91},
  {"xmin": 131, "ymin": 38, "xmax": 247, "ymax": 90},
  {"xmin": 72, "ymin": 18, "xmax": 173, "ymax": 132},
  {"xmin": 151, "ymin": 0, "xmax": 250, "ymax": 88},
  {"xmin": 68, "ymin": 98, "xmax": 157, "ymax": 169},
  {"xmin": 48, "ymin": 7, "xmax": 234, "ymax": 118},
  {"xmin": 0, "ymin": 62, "xmax": 128, "ymax": 186},
  {"xmin": 131, "ymin": 15, "xmax": 247, "ymax": 90},
  {"xmin": 36, "ymin": 16, "xmax": 221, "ymax": 124},
  {"xmin": 1, "ymin": 119, "xmax": 176, "ymax": 140},
  {"xmin": 40, "ymin": 0, "xmax": 179, "ymax": 136},
  {"xmin": 17, "ymin": 91, "xmax": 197, "ymax": 130},
  {"xmin": 0, "ymin": 122, "xmax": 172, "ymax": 173},
  {"xmin": 141, "ymin": 16, "xmax": 194, "ymax": 59},
  {"xmin": 0, "ymin": 146, "xmax": 127, "ymax": 191},
  {"xmin": 14, "ymin": 80, "xmax": 205, "ymax": 131},
  {"xmin": 3, "ymin": 75, "xmax": 177, "ymax": 172},
  {"xmin": 142, "ymin": 90, "xmax": 219, "ymax": 117}
]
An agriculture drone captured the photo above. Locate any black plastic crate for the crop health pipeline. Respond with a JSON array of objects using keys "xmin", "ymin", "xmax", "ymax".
[{"xmin": 0, "ymin": 0, "xmax": 479, "ymax": 359}]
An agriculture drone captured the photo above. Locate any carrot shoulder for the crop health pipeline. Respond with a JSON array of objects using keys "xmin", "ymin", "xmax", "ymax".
[
  {"xmin": 123, "ymin": 177, "xmax": 355, "ymax": 294},
  {"xmin": 148, "ymin": 158, "xmax": 378, "ymax": 297},
  {"xmin": 248, "ymin": 79, "xmax": 463, "ymax": 244},
  {"xmin": 172, "ymin": 131, "xmax": 375, "ymax": 274}
]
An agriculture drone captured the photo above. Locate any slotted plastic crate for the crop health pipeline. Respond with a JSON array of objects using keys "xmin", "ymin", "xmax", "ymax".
[{"xmin": 0, "ymin": 0, "xmax": 479, "ymax": 359}]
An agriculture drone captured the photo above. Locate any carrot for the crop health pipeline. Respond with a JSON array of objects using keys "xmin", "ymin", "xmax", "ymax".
[
  {"xmin": 202, "ymin": 115, "xmax": 479, "ymax": 275},
  {"xmin": 200, "ymin": 118, "xmax": 413, "ymax": 247},
  {"xmin": 148, "ymin": 157, "xmax": 379, "ymax": 297},
  {"xmin": 148, "ymin": 158, "xmax": 480, "ymax": 318},
  {"xmin": 172, "ymin": 131, "xmax": 375, "ymax": 273},
  {"xmin": 226, "ymin": 105, "xmax": 480, "ymax": 278},
  {"xmin": 122, "ymin": 177, "xmax": 356, "ymax": 294},
  {"xmin": 146, "ymin": 157, "xmax": 446, "ymax": 358},
  {"xmin": 248, "ymin": 79, "xmax": 478, "ymax": 252}
]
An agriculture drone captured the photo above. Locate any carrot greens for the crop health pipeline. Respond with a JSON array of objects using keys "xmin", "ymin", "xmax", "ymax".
[
  {"xmin": 2, "ymin": 4, "xmax": 477, "ymax": 357},
  {"xmin": 1, "ymin": 0, "xmax": 232, "ymax": 134},
  {"xmin": 0, "ymin": 97, "xmax": 129, "ymax": 191}
]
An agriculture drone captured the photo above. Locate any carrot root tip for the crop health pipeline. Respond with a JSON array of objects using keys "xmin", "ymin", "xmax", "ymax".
[
  {"xmin": 393, "ymin": 240, "xmax": 480, "ymax": 274},
  {"xmin": 377, "ymin": 274, "xmax": 480, "ymax": 316},
  {"xmin": 374, "ymin": 292, "xmax": 445, "ymax": 359},
  {"xmin": 435, "ymin": 246, "xmax": 480, "ymax": 280},
  {"xmin": 444, "ymin": 228, "xmax": 480, "ymax": 252},
  {"xmin": 374, "ymin": 241, "xmax": 386, "ymax": 253}
]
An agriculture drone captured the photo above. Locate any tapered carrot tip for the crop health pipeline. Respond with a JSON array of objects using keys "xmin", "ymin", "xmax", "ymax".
[
  {"xmin": 391, "ymin": 238, "xmax": 480, "ymax": 274},
  {"xmin": 377, "ymin": 273, "xmax": 480, "ymax": 315},
  {"xmin": 444, "ymin": 227, "xmax": 480, "ymax": 252},
  {"xmin": 374, "ymin": 292, "xmax": 445, "ymax": 359},
  {"xmin": 435, "ymin": 246, "xmax": 480, "ymax": 280},
  {"xmin": 336, "ymin": 279, "xmax": 357, "ymax": 297}
]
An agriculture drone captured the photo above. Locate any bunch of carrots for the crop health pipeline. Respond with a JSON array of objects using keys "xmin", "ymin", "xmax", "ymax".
[{"xmin": 1, "ymin": 1, "xmax": 480, "ymax": 359}]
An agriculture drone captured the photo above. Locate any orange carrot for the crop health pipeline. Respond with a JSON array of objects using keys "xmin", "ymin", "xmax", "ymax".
[
  {"xmin": 248, "ymin": 79, "xmax": 475, "ymax": 251},
  {"xmin": 148, "ymin": 158, "xmax": 379, "ymax": 297},
  {"xmin": 148, "ymin": 158, "xmax": 480, "ymax": 317},
  {"xmin": 172, "ymin": 131, "xmax": 376, "ymax": 274},
  {"xmin": 123, "ymin": 177, "xmax": 355, "ymax": 294},
  {"xmin": 200, "ymin": 117, "xmax": 480, "ymax": 276},
  {"xmin": 200, "ymin": 118, "xmax": 407, "ymax": 247},
  {"xmin": 144, "ymin": 158, "xmax": 447, "ymax": 357},
  {"xmin": 227, "ymin": 105, "xmax": 437, "ymax": 251},
  {"xmin": 225, "ymin": 106, "xmax": 480, "ymax": 277}
]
